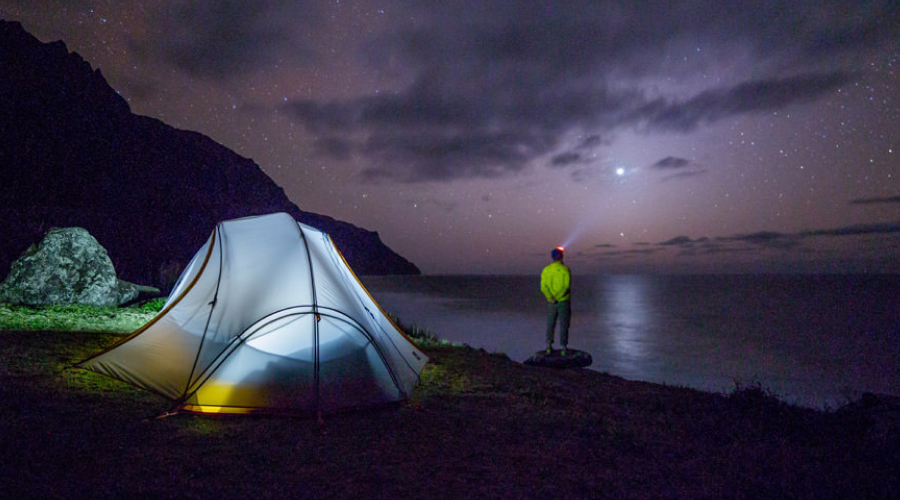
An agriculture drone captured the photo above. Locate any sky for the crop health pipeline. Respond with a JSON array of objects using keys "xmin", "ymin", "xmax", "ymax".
[{"xmin": 2, "ymin": 1, "xmax": 899, "ymax": 274}]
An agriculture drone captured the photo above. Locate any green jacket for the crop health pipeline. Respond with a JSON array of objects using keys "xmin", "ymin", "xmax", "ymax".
[{"xmin": 540, "ymin": 261, "xmax": 571, "ymax": 303}]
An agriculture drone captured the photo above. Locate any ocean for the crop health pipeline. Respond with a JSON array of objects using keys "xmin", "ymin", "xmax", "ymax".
[{"xmin": 361, "ymin": 274, "xmax": 900, "ymax": 409}]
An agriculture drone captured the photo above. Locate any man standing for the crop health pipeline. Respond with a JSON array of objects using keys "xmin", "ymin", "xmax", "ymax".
[{"xmin": 540, "ymin": 246, "xmax": 571, "ymax": 355}]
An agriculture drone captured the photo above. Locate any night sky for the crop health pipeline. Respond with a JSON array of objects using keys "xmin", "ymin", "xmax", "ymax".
[{"xmin": 3, "ymin": 1, "xmax": 898, "ymax": 274}]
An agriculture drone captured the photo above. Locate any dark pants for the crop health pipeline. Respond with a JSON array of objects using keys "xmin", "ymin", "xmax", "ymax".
[{"xmin": 545, "ymin": 300, "xmax": 571, "ymax": 348}]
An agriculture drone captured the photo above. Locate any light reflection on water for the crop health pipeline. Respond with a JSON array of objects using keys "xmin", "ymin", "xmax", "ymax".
[
  {"xmin": 362, "ymin": 274, "xmax": 900, "ymax": 408},
  {"xmin": 599, "ymin": 275, "xmax": 656, "ymax": 374}
]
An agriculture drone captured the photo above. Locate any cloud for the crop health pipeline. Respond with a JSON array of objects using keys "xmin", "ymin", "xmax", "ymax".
[
  {"xmin": 285, "ymin": 75, "xmax": 631, "ymax": 182},
  {"xmin": 638, "ymin": 71, "xmax": 854, "ymax": 132},
  {"xmin": 312, "ymin": 137, "xmax": 353, "ymax": 161},
  {"xmin": 578, "ymin": 135, "xmax": 605, "ymax": 149},
  {"xmin": 723, "ymin": 231, "xmax": 802, "ymax": 250},
  {"xmin": 652, "ymin": 157, "xmax": 691, "ymax": 169},
  {"xmin": 580, "ymin": 217, "xmax": 900, "ymax": 274},
  {"xmin": 135, "ymin": 1, "xmax": 320, "ymax": 80},
  {"xmin": 278, "ymin": 1, "xmax": 891, "ymax": 183},
  {"xmin": 655, "ymin": 236, "xmax": 730, "ymax": 257},
  {"xmin": 550, "ymin": 152, "xmax": 582, "ymax": 167},
  {"xmin": 597, "ymin": 247, "xmax": 666, "ymax": 259},
  {"xmin": 658, "ymin": 236, "xmax": 696, "ymax": 246},
  {"xmin": 802, "ymin": 221, "xmax": 900, "ymax": 237},
  {"xmin": 801, "ymin": 2, "xmax": 900, "ymax": 59},
  {"xmin": 653, "ymin": 221, "xmax": 900, "ymax": 255},
  {"xmin": 850, "ymin": 195, "xmax": 900, "ymax": 205},
  {"xmin": 547, "ymin": 135, "xmax": 607, "ymax": 170},
  {"xmin": 662, "ymin": 170, "xmax": 708, "ymax": 182},
  {"xmin": 569, "ymin": 167, "xmax": 596, "ymax": 184},
  {"xmin": 358, "ymin": 130, "xmax": 559, "ymax": 182},
  {"xmin": 651, "ymin": 156, "xmax": 708, "ymax": 180}
]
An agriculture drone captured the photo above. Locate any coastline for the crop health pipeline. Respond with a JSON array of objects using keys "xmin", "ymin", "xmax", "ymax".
[
  {"xmin": 364, "ymin": 273, "xmax": 900, "ymax": 409},
  {"xmin": 1, "ymin": 329, "xmax": 897, "ymax": 499}
]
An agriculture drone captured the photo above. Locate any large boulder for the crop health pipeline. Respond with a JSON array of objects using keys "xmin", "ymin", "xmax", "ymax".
[{"xmin": 0, "ymin": 227, "xmax": 153, "ymax": 307}]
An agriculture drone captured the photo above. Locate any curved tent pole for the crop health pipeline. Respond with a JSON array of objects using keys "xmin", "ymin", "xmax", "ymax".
[
  {"xmin": 179, "ymin": 306, "xmax": 321, "ymax": 397},
  {"xmin": 325, "ymin": 232, "xmax": 425, "ymax": 385},
  {"xmin": 178, "ymin": 305, "xmax": 401, "ymax": 403},
  {"xmin": 74, "ymin": 226, "xmax": 221, "ymax": 367},
  {"xmin": 292, "ymin": 221, "xmax": 322, "ymax": 411},
  {"xmin": 317, "ymin": 231, "xmax": 419, "ymax": 396},
  {"xmin": 180, "ymin": 222, "xmax": 227, "ymax": 403}
]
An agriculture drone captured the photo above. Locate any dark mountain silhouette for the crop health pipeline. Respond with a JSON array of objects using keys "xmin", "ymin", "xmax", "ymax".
[{"xmin": 0, "ymin": 20, "xmax": 419, "ymax": 291}]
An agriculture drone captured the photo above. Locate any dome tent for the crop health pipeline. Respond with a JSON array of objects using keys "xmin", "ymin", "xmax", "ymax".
[{"xmin": 78, "ymin": 212, "xmax": 428, "ymax": 415}]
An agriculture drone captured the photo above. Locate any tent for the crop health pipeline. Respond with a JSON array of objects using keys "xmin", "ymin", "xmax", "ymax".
[{"xmin": 77, "ymin": 212, "xmax": 428, "ymax": 414}]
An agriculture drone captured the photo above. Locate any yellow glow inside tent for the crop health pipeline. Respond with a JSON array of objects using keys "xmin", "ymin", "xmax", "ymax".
[{"xmin": 181, "ymin": 405, "xmax": 254, "ymax": 415}]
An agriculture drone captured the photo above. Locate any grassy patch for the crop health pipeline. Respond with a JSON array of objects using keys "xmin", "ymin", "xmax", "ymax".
[{"xmin": 0, "ymin": 301, "xmax": 162, "ymax": 334}]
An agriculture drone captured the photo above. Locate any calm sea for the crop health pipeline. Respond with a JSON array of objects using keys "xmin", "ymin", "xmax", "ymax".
[{"xmin": 361, "ymin": 274, "xmax": 900, "ymax": 409}]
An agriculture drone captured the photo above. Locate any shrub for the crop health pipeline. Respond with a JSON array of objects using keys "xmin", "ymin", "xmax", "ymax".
[{"xmin": 135, "ymin": 297, "xmax": 167, "ymax": 312}]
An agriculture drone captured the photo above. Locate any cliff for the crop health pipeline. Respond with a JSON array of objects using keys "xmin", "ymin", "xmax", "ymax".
[{"xmin": 0, "ymin": 20, "xmax": 419, "ymax": 291}]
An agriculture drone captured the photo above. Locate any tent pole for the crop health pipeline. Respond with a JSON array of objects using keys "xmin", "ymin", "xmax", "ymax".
[
  {"xmin": 294, "ymin": 223, "xmax": 321, "ymax": 412},
  {"xmin": 181, "ymin": 223, "xmax": 225, "ymax": 403}
]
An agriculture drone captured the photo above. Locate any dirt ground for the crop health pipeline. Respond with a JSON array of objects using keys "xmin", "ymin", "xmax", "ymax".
[{"xmin": 1, "ymin": 330, "xmax": 897, "ymax": 499}]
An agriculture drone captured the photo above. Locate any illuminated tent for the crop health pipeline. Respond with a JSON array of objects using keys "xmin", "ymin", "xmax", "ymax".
[{"xmin": 78, "ymin": 212, "xmax": 428, "ymax": 414}]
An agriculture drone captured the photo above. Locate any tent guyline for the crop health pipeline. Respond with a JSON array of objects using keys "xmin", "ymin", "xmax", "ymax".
[{"xmin": 77, "ymin": 212, "xmax": 428, "ymax": 415}]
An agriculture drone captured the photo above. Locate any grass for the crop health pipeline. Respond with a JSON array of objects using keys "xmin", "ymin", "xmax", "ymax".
[
  {"xmin": 1, "ymin": 307, "xmax": 898, "ymax": 499},
  {"xmin": 0, "ymin": 300, "xmax": 162, "ymax": 334},
  {"xmin": 388, "ymin": 313, "xmax": 453, "ymax": 346}
]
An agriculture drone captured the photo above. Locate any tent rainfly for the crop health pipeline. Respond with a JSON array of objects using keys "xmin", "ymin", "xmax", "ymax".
[{"xmin": 77, "ymin": 212, "xmax": 428, "ymax": 415}]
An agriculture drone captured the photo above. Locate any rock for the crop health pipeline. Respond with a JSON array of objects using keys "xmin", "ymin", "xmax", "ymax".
[
  {"xmin": 116, "ymin": 280, "xmax": 163, "ymax": 306},
  {"xmin": 524, "ymin": 349, "xmax": 593, "ymax": 369},
  {"xmin": 0, "ymin": 227, "xmax": 151, "ymax": 307}
]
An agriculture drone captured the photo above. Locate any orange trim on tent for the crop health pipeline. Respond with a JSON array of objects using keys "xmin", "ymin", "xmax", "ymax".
[{"xmin": 328, "ymin": 234, "xmax": 423, "ymax": 348}]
